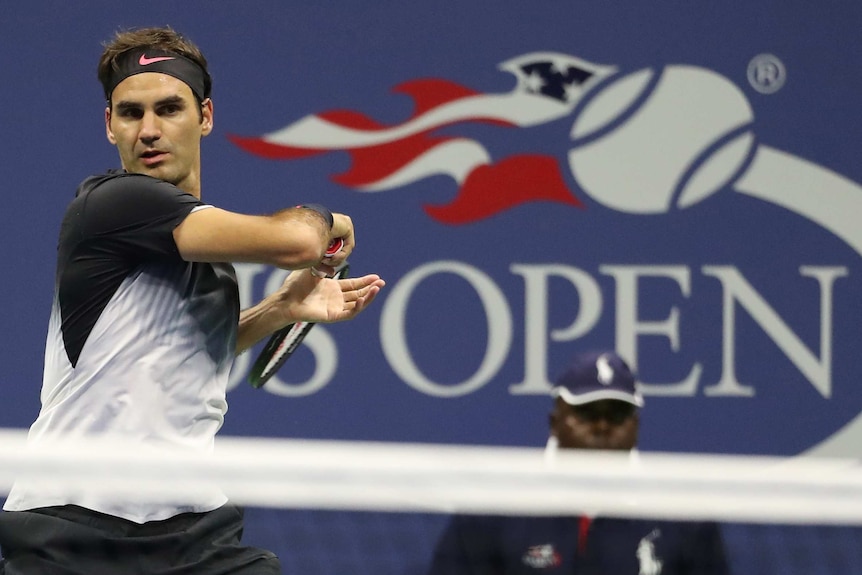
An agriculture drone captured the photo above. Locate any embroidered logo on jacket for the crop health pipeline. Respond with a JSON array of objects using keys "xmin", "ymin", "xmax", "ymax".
[
  {"xmin": 521, "ymin": 544, "xmax": 562, "ymax": 569},
  {"xmin": 637, "ymin": 529, "xmax": 663, "ymax": 575}
]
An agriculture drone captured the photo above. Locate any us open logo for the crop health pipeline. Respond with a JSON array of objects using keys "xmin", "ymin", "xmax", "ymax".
[{"xmin": 230, "ymin": 53, "xmax": 862, "ymax": 457}]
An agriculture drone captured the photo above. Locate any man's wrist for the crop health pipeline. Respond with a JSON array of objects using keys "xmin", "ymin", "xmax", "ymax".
[{"xmin": 297, "ymin": 203, "xmax": 334, "ymax": 228}]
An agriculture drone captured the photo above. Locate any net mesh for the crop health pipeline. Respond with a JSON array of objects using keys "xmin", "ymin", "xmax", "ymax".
[{"xmin": 1, "ymin": 429, "xmax": 861, "ymax": 574}]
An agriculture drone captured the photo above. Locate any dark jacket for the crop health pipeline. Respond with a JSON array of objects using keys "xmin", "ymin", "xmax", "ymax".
[{"xmin": 428, "ymin": 514, "xmax": 728, "ymax": 575}]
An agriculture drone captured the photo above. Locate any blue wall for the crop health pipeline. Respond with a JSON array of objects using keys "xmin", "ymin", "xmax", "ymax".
[{"xmin": 2, "ymin": 2, "xmax": 862, "ymax": 572}]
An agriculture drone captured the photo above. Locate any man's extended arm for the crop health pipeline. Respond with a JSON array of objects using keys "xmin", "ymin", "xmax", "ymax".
[
  {"xmin": 173, "ymin": 205, "xmax": 338, "ymax": 269},
  {"xmin": 172, "ymin": 202, "xmax": 380, "ymax": 352}
]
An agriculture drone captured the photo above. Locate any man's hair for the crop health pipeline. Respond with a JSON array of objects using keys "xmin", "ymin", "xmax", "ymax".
[{"xmin": 97, "ymin": 26, "xmax": 211, "ymax": 105}]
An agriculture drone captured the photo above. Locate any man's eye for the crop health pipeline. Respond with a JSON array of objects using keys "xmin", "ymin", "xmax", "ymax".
[
  {"xmin": 119, "ymin": 109, "xmax": 143, "ymax": 119},
  {"xmin": 160, "ymin": 105, "xmax": 182, "ymax": 115}
]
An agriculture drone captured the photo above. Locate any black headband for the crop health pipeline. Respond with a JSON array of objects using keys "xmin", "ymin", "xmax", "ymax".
[{"xmin": 102, "ymin": 48, "xmax": 212, "ymax": 102}]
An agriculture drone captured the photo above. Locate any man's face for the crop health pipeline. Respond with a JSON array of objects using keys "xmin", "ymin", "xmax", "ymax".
[
  {"xmin": 550, "ymin": 398, "xmax": 639, "ymax": 451},
  {"xmin": 105, "ymin": 72, "xmax": 213, "ymax": 195}
]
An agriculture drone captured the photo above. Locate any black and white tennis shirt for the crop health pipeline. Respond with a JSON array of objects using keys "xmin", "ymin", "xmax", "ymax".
[{"xmin": 4, "ymin": 170, "xmax": 238, "ymax": 522}]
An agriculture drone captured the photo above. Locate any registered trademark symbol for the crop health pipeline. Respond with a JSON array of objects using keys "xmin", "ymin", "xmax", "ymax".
[{"xmin": 747, "ymin": 54, "xmax": 786, "ymax": 94}]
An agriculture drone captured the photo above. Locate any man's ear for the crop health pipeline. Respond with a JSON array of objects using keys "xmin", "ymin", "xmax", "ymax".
[
  {"xmin": 105, "ymin": 106, "xmax": 117, "ymax": 145},
  {"xmin": 201, "ymin": 98, "xmax": 214, "ymax": 136}
]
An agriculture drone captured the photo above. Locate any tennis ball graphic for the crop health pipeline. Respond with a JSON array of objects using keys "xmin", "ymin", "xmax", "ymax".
[{"xmin": 568, "ymin": 66, "xmax": 755, "ymax": 214}]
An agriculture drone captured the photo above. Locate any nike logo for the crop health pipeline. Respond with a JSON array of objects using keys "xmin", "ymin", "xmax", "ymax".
[{"xmin": 138, "ymin": 54, "xmax": 176, "ymax": 66}]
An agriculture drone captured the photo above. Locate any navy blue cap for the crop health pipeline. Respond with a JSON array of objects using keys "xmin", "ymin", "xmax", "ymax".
[{"xmin": 552, "ymin": 350, "xmax": 643, "ymax": 407}]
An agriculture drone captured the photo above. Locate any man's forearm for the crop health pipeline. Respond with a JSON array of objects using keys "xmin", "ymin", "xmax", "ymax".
[{"xmin": 236, "ymin": 295, "xmax": 287, "ymax": 354}]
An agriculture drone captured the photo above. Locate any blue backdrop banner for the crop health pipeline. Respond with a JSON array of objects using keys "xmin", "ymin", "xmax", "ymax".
[{"xmin": 2, "ymin": 1, "xmax": 861, "ymax": 457}]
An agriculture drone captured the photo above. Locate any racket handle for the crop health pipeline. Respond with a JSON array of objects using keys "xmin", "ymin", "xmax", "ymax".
[
  {"xmin": 249, "ymin": 262, "xmax": 350, "ymax": 388},
  {"xmin": 325, "ymin": 237, "xmax": 344, "ymax": 257}
]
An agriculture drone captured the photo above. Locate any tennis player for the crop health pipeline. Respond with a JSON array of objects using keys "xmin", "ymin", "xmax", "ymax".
[
  {"xmin": 0, "ymin": 26, "xmax": 384, "ymax": 574},
  {"xmin": 427, "ymin": 350, "xmax": 729, "ymax": 575}
]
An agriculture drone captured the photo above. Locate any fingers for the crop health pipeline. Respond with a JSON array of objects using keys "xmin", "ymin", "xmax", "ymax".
[
  {"xmin": 341, "ymin": 282, "xmax": 381, "ymax": 304},
  {"xmin": 334, "ymin": 274, "xmax": 385, "ymax": 319},
  {"xmin": 338, "ymin": 274, "xmax": 384, "ymax": 289},
  {"xmin": 323, "ymin": 213, "xmax": 355, "ymax": 266},
  {"xmin": 352, "ymin": 284, "xmax": 382, "ymax": 314},
  {"xmin": 331, "ymin": 214, "xmax": 354, "ymax": 250},
  {"xmin": 338, "ymin": 284, "xmax": 382, "ymax": 319}
]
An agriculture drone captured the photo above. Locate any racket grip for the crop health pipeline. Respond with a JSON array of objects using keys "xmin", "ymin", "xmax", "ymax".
[{"xmin": 325, "ymin": 237, "xmax": 344, "ymax": 257}]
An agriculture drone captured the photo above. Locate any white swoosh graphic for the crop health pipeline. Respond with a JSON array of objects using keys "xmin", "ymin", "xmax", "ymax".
[
  {"xmin": 263, "ymin": 91, "xmax": 571, "ymax": 149},
  {"xmin": 736, "ymin": 144, "xmax": 862, "ymax": 457}
]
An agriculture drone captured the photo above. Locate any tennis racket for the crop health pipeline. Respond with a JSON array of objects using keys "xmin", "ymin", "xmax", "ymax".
[{"xmin": 249, "ymin": 239, "xmax": 348, "ymax": 389}]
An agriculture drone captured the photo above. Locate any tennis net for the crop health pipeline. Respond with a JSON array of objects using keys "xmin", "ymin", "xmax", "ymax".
[{"xmin": 0, "ymin": 429, "xmax": 860, "ymax": 574}]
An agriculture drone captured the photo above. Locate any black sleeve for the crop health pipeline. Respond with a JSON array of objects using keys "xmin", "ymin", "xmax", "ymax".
[
  {"xmin": 426, "ymin": 515, "xmax": 502, "ymax": 575},
  {"xmin": 79, "ymin": 173, "xmax": 205, "ymax": 261},
  {"xmin": 55, "ymin": 174, "xmax": 209, "ymax": 367}
]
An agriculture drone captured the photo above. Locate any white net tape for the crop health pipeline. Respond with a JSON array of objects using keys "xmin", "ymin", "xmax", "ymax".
[{"xmin": 0, "ymin": 428, "xmax": 859, "ymax": 525}]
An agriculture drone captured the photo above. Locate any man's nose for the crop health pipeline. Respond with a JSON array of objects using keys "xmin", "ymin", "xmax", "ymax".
[
  {"xmin": 591, "ymin": 417, "xmax": 613, "ymax": 434},
  {"xmin": 139, "ymin": 111, "xmax": 161, "ymax": 143}
]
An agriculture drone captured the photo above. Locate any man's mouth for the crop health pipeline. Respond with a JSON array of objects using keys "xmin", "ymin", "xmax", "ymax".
[{"xmin": 140, "ymin": 150, "xmax": 168, "ymax": 165}]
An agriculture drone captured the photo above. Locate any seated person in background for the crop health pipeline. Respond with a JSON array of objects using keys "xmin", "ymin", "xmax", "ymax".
[{"xmin": 427, "ymin": 350, "xmax": 729, "ymax": 575}]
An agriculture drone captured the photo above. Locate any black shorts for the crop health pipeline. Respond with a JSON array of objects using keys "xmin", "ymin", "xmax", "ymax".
[{"xmin": 0, "ymin": 503, "xmax": 280, "ymax": 575}]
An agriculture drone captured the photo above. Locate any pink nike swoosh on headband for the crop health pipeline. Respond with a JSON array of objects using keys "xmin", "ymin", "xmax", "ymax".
[{"xmin": 138, "ymin": 54, "xmax": 176, "ymax": 66}]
